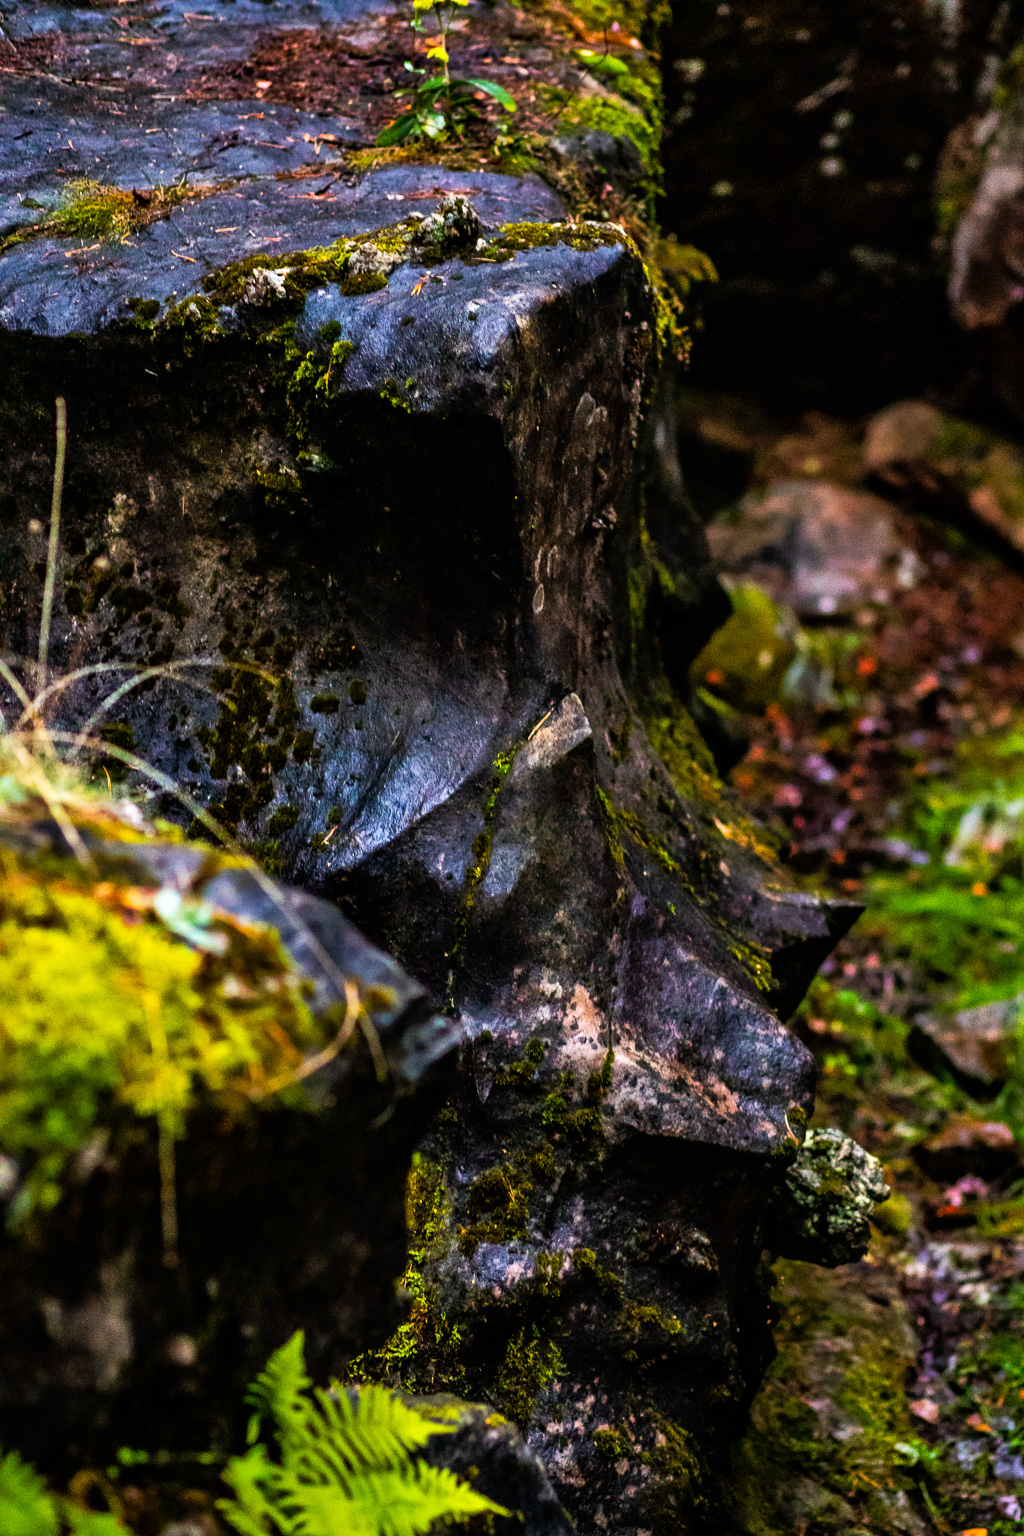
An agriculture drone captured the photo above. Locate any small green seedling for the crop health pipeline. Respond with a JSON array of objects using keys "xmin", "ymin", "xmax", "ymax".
[{"xmin": 378, "ymin": 0, "xmax": 516, "ymax": 146}]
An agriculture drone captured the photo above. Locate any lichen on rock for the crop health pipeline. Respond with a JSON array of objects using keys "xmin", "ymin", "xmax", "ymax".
[
  {"xmin": 412, "ymin": 194, "xmax": 484, "ymax": 251},
  {"xmin": 774, "ymin": 1127, "xmax": 890, "ymax": 1268}
]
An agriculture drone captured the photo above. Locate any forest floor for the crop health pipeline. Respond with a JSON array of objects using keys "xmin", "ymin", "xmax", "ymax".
[{"xmin": 685, "ymin": 393, "xmax": 1024, "ymax": 1536}]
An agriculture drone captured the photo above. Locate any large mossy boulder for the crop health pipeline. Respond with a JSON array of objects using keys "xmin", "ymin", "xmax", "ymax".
[{"xmin": 0, "ymin": 0, "xmax": 866, "ymax": 1529}]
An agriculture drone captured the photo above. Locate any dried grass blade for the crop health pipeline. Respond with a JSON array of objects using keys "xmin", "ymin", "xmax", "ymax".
[
  {"xmin": 37, "ymin": 397, "xmax": 66, "ymax": 698},
  {"xmin": 37, "ymin": 731, "xmax": 389, "ymax": 1078}
]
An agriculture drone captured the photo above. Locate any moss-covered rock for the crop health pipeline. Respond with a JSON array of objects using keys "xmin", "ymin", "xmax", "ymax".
[
  {"xmin": 773, "ymin": 1127, "xmax": 890, "ymax": 1268},
  {"xmin": 0, "ymin": 745, "xmax": 458, "ymax": 1472},
  {"xmin": 729, "ymin": 1259, "xmax": 927, "ymax": 1536},
  {"xmin": 690, "ymin": 584, "xmax": 797, "ymax": 716},
  {"xmin": 0, "ymin": 0, "xmax": 862, "ymax": 1525}
]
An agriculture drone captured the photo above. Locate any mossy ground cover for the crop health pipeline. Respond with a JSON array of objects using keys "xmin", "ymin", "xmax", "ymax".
[{"xmin": 690, "ymin": 396, "xmax": 1024, "ymax": 1536}]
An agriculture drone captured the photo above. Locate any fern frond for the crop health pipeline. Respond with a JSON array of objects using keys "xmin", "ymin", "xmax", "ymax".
[
  {"xmin": 308, "ymin": 1385, "xmax": 447, "ymax": 1474},
  {"xmin": 219, "ymin": 1335, "xmax": 510, "ymax": 1536},
  {"xmin": 276, "ymin": 1481, "xmax": 380, "ymax": 1536},
  {"xmin": 0, "ymin": 1448, "xmax": 125, "ymax": 1536},
  {"xmin": 221, "ymin": 1461, "xmax": 506, "ymax": 1536},
  {"xmin": 361, "ymin": 1464, "xmax": 508, "ymax": 1536},
  {"xmin": 246, "ymin": 1332, "xmax": 314, "ymax": 1455},
  {"xmin": 0, "ymin": 1448, "xmax": 59, "ymax": 1536},
  {"xmin": 61, "ymin": 1506, "xmax": 126, "ymax": 1536},
  {"xmin": 219, "ymin": 1448, "xmax": 299, "ymax": 1536}
]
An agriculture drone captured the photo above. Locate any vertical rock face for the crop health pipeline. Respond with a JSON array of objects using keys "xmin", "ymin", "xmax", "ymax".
[
  {"xmin": 658, "ymin": 0, "xmax": 1014, "ymax": 414},
  {"xmin": 943, "ymin": 51, "xmax": 1024, "ymax": 422},
  {"xmin": 0, "ymin": 1, "xmax": 861, "ymax": 1527}
]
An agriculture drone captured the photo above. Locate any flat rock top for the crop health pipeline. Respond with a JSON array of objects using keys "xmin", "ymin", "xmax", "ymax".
[
  {"xmin": 0, "ymin": 0, "xmax": 607, "ymax": 341},
  {"xmin": 2, "ymin": 0, "xmax": 390, "ymax": 83}
]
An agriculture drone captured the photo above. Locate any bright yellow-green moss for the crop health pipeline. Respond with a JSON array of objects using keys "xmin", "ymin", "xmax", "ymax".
[
  {"xmin": 346, "ymin": 141, "xmax": 537, "ymax": 177},
  {"xmin": 538, "ymin": 85, "xmax": 659, "ymax": 169},
  {"xmin": 611, "ymin": 690, "xmax": 779, "ymax": 988},
  {"xmin": 56, "ymin": 180, "xmax": 137, "ymax": 241},
  {"xmin": 494, "ymin": 1325, "xmax": 565, "ymax": 1424},
  {"xmin": 1, "ymin": 179, "xmax": 199, "ymax": 254},
  {"xmin": 0, "ymin": 750, "xmax": 358, "ymax": 1226},
  {"xmin": 526, "ymin": 0, "xmax": 665, "ymax": 176},
  {"xmin": 483, "ymin": 220, "xmax": 623, "ymax": 260},
  {"xmin": 628, "ymin": 683, "xmax": 776, "ymax": 863},
  {"xmin": 493, "ymin": 1035, "xmax": 547, "ymax": 1089},
  {"xmin": 0, "ymin": 847, "xmax": 327, "ymax": 1222},
  {"xmin": 691, "ymin": 583, "xmax": 797, "ymax": 715},
  {"xmin": 572, "ymin": 1245, "xmax": 624, "ymax": 1303},
  {"xmin": 348, "ymin": 1155, "xmax": 468, "ymax": 1392},
  {"xmin": 593, "ymin": 1426, "xmax": 631, "ymax": 1460},
  {"xmin": 458, "ymin": 1163, "xmax": 534, "ymax": 1255}
]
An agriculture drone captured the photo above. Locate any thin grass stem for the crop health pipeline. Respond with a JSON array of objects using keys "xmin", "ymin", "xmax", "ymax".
[
  {"xmin": 17, "ymin": 658, "xmax": 276, "ymax": 736},
  {"xmin": 37, "ymin": 397, "xmax": 66, "ymax": 697},
  {"xmin": 0, "ymin": 656, "xmax": 33, "ymax": 716},
  {"xmin": 24, "ymin": 730, "xmax": 389, "ymax": 1079}
]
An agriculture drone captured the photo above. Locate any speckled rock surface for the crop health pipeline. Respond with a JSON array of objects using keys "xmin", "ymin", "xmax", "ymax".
[
  {"xmin": 422, "ymin": 1400, "xmax": 573, "ymax": 1536},
  {"xmin": 0, "ymin": 2, "xmax": 861, "ymax": 1528}
]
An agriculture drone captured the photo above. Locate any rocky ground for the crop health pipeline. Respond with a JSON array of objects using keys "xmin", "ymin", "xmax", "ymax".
[{"xmin": 683, "ymin": 389, "xmax": 1024, "ymax": 1536}]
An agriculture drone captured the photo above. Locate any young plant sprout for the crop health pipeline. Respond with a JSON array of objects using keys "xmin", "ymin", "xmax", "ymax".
[{"xmin": 377, "ymin": 0, "xmax": 516, "ymax": 146}]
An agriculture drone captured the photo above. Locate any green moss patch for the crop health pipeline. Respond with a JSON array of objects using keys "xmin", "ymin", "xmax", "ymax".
[
  {"xmin": 0, "ymin": 753, "xmax": 361, "ymax": 1229},
  {"xmin": 729, "ymin": 1261, "xmax": 923, "ymax": 1536},
  {"xmin": 0, "ymin": 840, "xmax": 328, "ymax": 1225},
  {"xmin": 1, "ymin": 179, "xmax": 201, "ymax": 256},
  {"xmin": 691, "ymin": 583, "xmax": 798, "ymax": 716}
]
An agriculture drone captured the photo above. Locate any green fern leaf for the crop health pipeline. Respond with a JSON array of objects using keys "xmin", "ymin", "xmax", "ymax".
[
  {"xmin": 307, "ymin": 1384, "xmax": 445, "ymax": 1473},
  {"xmin": 246, "ymin": 1331, "xmax": 314, "ymax": 1454},
  {"xmin": 0, "ymin": 1449, "xmax": 126, "ymax": 1536},
  {"xmin": 361, "ymin": 1464, "xmax": 508, "ymax": 1536},
  {"xmin": 0, "ymin": 1448, "xmax": 59, "ymax": 1536},
  {"xmin": 61, "ymin": 1506, "xmax": 126, "ymax": 1536},
  {"xmin": 219, "ymin": 1334, "xmax": 510, "ymax": 1536}
]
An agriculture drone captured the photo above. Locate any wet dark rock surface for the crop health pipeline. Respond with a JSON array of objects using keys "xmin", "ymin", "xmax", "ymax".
[
  {"xmin": 422, "ymin": 1400, "xmax": 573, "ymax": 1536},
  {"xmin": 0, "ymin": 1, "xmax": 867, "ymax": 1530}
]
